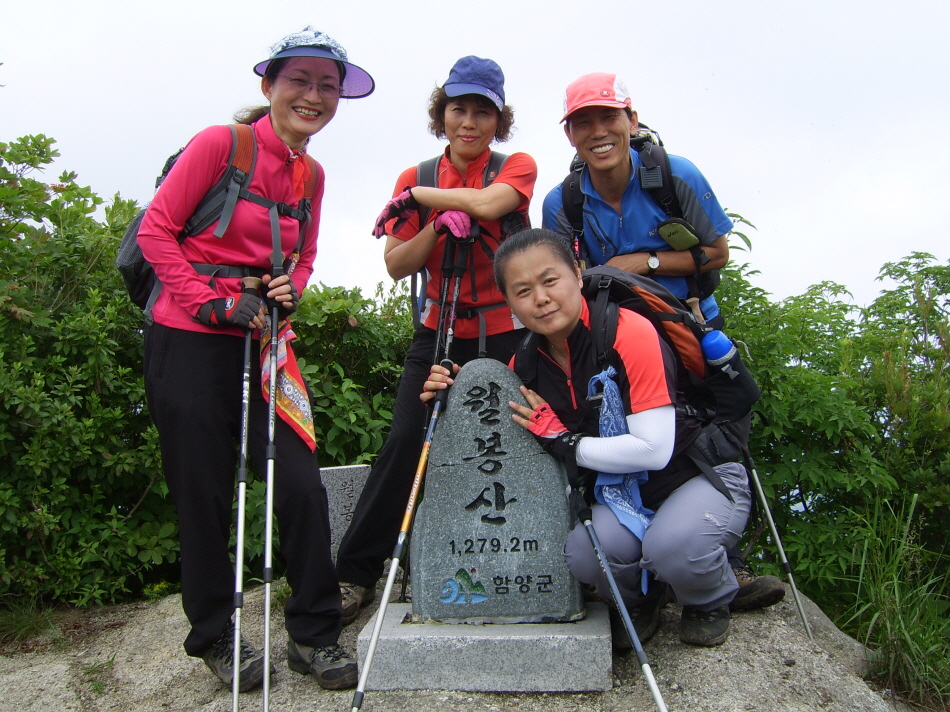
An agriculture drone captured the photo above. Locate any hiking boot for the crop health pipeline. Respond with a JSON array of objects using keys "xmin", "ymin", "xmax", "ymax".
[
  {"xmin": 610, "ymin": 581, "xmax": 669, "ymax": 650},
  {"xmin": 730, "ymin": 565, "xmax": 786, "ymax": 611},
  {"xmin": 679, "ymin": 605, "xmax": 731, "ymax": 647},
  {"xmin": 201, "ymin": 625, "xmax": 265, "ymax": 692},
  {"xmin": 287, "ymin": 637, "xmax": 358, "ymax": 690},
  {"xmin": 340, "ymin": 582, "xmax": 376, "ymax": 626}
]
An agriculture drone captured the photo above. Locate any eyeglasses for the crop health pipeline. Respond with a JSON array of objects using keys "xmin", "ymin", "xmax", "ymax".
[{"xmin": 276, "ymin": 75, "xmax": 341, "ymax": 98}]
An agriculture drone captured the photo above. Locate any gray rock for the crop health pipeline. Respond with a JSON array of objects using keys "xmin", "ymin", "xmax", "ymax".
[
  {"xmin": 0, "ymin": 585, "xmax": 909, "ymax": 711},
  {"xmin": 322, "ymin": 464, "xmax": 370, "ymax": 560},
  {"xmin": 410, "ymin": 358, "xmax": 584, "ymax": 623}
]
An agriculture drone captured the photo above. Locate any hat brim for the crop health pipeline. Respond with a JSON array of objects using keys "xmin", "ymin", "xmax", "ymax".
[
  {"xmin": 444, "ymin": 82, "xmax": 504, "ymax": 112},
  {"xmin": 254, "ymin": 46, "xmax": 375, "ymax": 99},
  {"xmin": 561, "ymin": 98, "xmax": 630, "ymax": 123}
]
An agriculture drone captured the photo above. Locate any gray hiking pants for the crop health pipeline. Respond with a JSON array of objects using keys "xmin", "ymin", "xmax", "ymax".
[{"xmin": 563, "ymin": 463, "xmax": 751, "ymax": 611}]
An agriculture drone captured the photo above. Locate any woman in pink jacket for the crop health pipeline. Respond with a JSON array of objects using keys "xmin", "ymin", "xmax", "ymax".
[{"xmin": 138, "ymin": 28, "xmax": 372, "ymax": 693}]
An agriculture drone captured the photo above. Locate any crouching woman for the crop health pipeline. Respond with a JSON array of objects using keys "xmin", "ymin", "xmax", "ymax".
[{"xmin": 423, "ymin": 228, "xmax": 751, "ymax": 647}]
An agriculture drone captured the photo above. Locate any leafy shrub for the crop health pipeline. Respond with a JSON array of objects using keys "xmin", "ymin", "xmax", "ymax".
[{"xmin": 0, "ymin": 135, "xmax": 170, "ymax": 605}]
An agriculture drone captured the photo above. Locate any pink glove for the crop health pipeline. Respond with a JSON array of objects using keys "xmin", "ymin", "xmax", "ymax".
[
  {"xmin": 527, "ymin": 403, "xmax": 569, "ymax": 439},
  {"xmin": 433, "ymin": 210, "xmax": 472, "ymax": 240},
  {"xmin": 372, "ymin": 188, "xmax": 419, "ymax": 238}
]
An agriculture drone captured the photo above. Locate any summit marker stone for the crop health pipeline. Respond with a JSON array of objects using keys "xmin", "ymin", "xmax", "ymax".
[{"xmin": 410, "ymin": 358, "xmax": 584, "ymax": 623}]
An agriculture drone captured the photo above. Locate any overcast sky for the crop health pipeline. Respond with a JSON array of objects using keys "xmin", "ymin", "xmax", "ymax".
[{"xmin": 3, "ymin": 0, "xmax": 949, "ymax": 309}]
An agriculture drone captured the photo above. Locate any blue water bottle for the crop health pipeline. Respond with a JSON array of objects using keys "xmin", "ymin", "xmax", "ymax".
[{"xmin": 701, "ymin": 330, "xmax": 738, "ymax": 377}]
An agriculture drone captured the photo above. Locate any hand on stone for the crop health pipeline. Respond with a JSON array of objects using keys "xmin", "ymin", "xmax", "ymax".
[
  {"xmin": 420, "ymin": 362, "xmax": 460, "ymax": 404},
  {"xmin": 510, "ymin": 385, "xmax": 555, "ymax": 432}
]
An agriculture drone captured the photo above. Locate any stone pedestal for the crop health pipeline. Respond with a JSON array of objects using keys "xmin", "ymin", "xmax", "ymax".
[
  {"xmin": 356, "ymin": 603, "xmax": 612, "ymax": 692},
  {"xmin": 410, "ymin": 358, "xmax": 583, "ymax": 623},
  {"xmin": 321, "ymin": 464, "xmax": 370, "ymax": 560}
]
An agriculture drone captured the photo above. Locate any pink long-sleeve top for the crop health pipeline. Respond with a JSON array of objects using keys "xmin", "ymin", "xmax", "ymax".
[{"xmin": 138, "ymin": 114, "xmax": 324, "ymax": 336}]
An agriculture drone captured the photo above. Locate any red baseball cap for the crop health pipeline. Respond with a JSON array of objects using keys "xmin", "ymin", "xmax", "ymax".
[{"xmin": 561, "ymin": 72, "xmax": 632, "ymax": 122}]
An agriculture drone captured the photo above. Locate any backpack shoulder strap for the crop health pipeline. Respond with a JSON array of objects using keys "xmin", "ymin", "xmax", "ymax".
[
  {"xmin": 637, "ymin": 142, "xmax": 681, "ymax": 219},
  {"xmin": 584, "ymin": 272, "xmax": 619, "ymax": 372},
  {"xmin": 561, "ymin": 160, "xmax": 586, "ymax": 263},
  {"xmin": 212, "ymin": 124, "xmax": 257, "ymax": 238},
  {"xmin": 415, "ymin": 155, "xmax": 441, "ymax": 228},
  {"xmin": 512, "ymin": 330, "xmax": 542, "ymax": 389},
  {"xmin": 181, "ymin": 123, "xmax": 256, "ymax": 238},
  {"xmin": 302, "ymin": 154, "xmax": 320, "ymax": 199},
  {"xmin": 483, "ymin": 151, "xmax": 508, "ymax": 186}
]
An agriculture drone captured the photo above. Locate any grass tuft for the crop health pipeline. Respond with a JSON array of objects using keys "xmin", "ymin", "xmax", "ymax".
[
  {"xmin": 0, "ymin": 597, "xmax": 57, "ymax": 645},
  {"xmin": 843, "ymin": 495, "xmax": 950, "ymax": 710}
]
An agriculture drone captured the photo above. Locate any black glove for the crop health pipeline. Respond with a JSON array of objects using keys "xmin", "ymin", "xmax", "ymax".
[
  {"xmin": 535, "ymin": 431, "xmax": 586, "ymax": 488},
  {"xmin": 537, "ymin": 430, "xmax": 585, "ymax": 459},
  {"xmin": 197, "ymin": 293, "xmax": 262, "ymax": 328},
  {"xmin": 264, "ymin": 280, "xmax": 299, "ymax": 320}
]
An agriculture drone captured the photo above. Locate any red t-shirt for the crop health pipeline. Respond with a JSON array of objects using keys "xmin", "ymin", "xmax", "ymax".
[{"xmin": 387, "ymin": 147, "xmax": 537, "ymax": 338}]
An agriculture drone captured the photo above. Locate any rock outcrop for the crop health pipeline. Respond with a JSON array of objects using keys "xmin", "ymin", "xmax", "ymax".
[{"xmin": 0, "ymin": 580, "xmax": 910, "ymax": 712}]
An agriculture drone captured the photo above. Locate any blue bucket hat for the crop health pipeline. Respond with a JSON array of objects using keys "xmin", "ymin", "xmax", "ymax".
[
  {"xmin": 443, "ymin": 56, "xmax": 505, "ymax": 112},
  {"xmin": 254, "ymin": 27, "xmax": 375, "ymax": 99}
]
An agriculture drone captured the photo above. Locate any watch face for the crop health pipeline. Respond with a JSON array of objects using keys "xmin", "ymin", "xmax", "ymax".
[{"xmin": 648, "ymin": 255, "xmax": 660, "ymax": 270}]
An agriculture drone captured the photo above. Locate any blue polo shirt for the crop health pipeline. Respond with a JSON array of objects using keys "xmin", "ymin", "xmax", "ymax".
[{"xmin": 541, "ymin": 148, "xmax": 733, "ymax": 319}]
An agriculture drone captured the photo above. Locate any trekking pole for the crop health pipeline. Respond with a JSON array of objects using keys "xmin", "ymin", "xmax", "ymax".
[
  {"xmin": 350, "ymin": 358, "xmax": 455, "ymax": 712},
  {"xmin": 578, "ymin": 508, "xmax": 668, "ymax": 712},
  {"xmin": 261, "ymin": 270, "xmax": 284, "ymax": 712},
  {"xmin": 232, "ymin": 276, "xmax": 262, "ymax": 712},
  {"xmin": 743, "ymin": 450, "xmax": 813, "ymax": 640}
]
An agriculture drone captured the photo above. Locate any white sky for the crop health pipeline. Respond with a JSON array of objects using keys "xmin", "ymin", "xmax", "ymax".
[{"xmin": 3, "ymin": 0, "xmax": 949, "ymax": 308}]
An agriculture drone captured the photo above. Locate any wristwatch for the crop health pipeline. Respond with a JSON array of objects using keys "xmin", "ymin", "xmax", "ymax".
[{"xmin": 647, "ymin": 251, "xmax": 660, "ymax": 275}]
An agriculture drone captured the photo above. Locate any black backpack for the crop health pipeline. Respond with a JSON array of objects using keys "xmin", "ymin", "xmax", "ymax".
[
  {"xmin": 408, "ymin": 151, "xmax": 530, "ymax": 328},
  {"xmin": 513, "ymin": 265, "xmax": 760, "ymax": 502},
  {"xmin": 115, "ymin": 123, "xmax": 318, "ymax": 320},
  {"xmin": 561, "ymin": 124, "xmax": 720, "ymax": 301}
]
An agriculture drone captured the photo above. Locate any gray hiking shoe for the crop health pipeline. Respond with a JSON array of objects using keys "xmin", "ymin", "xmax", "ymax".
[
  {"xmin": 730, "ymin": 565, "xmax": 786, "ymax": 611},
  {"xmin": 613, "ymin": 581, "xmax": 670, "ymax": 650},
  {"xmin": 680, "ymin": 605, "xmax": 731, "ymax": 646},
  {"xmin": 287, "ymin": 637, "xmax": 358, "ymax": 690},
  {"xmin": 201, "ymin": 625, "xmax": 265, "ymax": 692},
  {"xmin": 340, "ymin": 581, "xmax": 375, "ymax": 626}
]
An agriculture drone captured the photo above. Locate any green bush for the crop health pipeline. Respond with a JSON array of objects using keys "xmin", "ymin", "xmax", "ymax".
[{"xmin": 0, "ymin": 135, "xmax": 170, "ymax": 605}]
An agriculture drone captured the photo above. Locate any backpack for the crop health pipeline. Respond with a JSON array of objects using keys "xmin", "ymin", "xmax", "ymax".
[
  {"xmin": 408, "ymin": 151, "xmax": 530, "ymax": 329},
  {"xmin": 115, "ymin": 123, "xmax": 319, "ymax": 320},
  {"xmin": 513, "ymin": 265, "xmax": 760, "ymax": 502},
  {"xmin": 561, "ymin": 124, "xmax": 720, "ymax": 301}
]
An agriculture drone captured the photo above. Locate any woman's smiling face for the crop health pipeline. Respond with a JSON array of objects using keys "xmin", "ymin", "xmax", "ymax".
[
  {"xmin": 443, "ymin": 95, "xmax": 498, "ymax": 164},
  {"xmin": 262, "ymin": 57, "xmax": 341, "ymax": 149},
  {"xmin": 501, "ymin": 244, "xmax": 584, "ymax": 344}
]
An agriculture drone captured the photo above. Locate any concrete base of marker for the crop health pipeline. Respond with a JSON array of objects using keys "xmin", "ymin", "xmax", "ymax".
[{"xmin": 356, "ymin": 602, "xmax": 612, "ymax": 692}]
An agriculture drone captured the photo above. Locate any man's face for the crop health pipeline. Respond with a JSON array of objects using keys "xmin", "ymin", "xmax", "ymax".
[{"xmin": 564, "ymin": 107, "xmax": 637, "ymax": 175}]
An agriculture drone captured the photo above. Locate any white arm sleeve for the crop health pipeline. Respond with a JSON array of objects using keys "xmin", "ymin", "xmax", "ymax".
[{"xmin": 575, "ymin": 404, "xmax": 676, "ymax": 474}]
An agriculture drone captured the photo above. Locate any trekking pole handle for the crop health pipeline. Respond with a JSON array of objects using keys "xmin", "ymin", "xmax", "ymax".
[
  {"xmin": 453, "ymin": 220, "xmax": 479, "ymax": 245},
  {"xmin": 241, "ymin": 276, "xmax": 263, "ymax": 294},
  {"xmin": 433, "ymin": 359, "xmax": 454, "ymax": 409}
]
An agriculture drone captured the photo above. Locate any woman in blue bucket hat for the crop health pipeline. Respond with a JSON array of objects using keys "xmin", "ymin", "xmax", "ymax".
[
  {"xmin": 335, "ymin": 56, "xmax": 538, "ymax": 624},
  {"xmin": 138, "ymin": 27, "xmax": 371, "ymax": 693}
]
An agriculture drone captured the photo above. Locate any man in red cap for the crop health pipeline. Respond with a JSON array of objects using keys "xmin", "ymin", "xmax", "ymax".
[{"xmin": 541, "ymin": 71, "xmax": 785, "ymax": 645}]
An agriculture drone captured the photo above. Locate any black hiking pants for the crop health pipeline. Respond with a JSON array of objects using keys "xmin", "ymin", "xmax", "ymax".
[
  {"xmin": 335, "ymin": 325, "xmax": 526, "ymax": 588},
  {"xmin": 144, "ymin": 323, "xmax": 341, "ymax": 657}
]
